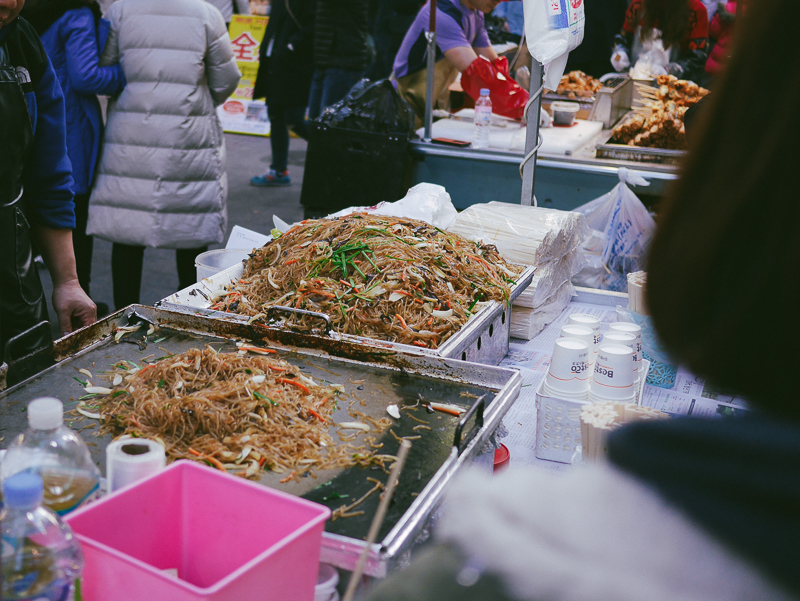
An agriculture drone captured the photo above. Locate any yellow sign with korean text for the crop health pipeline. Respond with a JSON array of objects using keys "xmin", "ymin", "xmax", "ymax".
[{"xmin": 218, "ymin": 14, "xmax": 270, "ymax": 135}]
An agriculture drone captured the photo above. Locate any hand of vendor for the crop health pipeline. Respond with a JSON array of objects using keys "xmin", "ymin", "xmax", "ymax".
[
  {"xmin": 32, "ymin": 226, "xmax": 97, "ymax": 336},
  {"xmin": 392, "ymin": 0, "xmax": 528, "ymax": 120},
  {"xmin": 52, "ymin": 280, "xmax": 96, "ymax": 336},
  {"xmin": 445, "ymin": 48, "xmax": 529, "ymax": 121}
]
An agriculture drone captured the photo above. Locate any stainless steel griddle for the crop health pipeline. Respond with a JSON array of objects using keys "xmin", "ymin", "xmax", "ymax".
[{"xmin": 0, "ymin": 306, "xmax": 521, "ymax": 576}]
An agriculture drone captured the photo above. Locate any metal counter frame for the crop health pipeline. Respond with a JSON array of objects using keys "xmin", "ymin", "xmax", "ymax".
[{"xmin": 409, "ymin": 141, "xmax": 677, "ymax": 210}]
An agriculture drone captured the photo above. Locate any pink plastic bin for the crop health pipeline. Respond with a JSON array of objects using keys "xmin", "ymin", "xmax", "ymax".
[{"xmin": 65, "ymin": 460, "xmax": 330, "ymax": 601}]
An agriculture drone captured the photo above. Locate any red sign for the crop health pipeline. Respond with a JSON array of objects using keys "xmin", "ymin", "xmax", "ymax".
[{"xmin": 230, "ymin": 32, "xmax": 259, "ymax": 62}]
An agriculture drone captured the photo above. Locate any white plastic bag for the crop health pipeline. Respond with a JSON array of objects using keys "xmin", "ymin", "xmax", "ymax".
[
  {"xmin": 326, "ymin": 183, "xmax": 458, "ymax": 229},
  {"xmin": 523, "ymin": 0, "xmax": 586, "ymax": 90},
  {"xmin": 628, "ymin": 48, "xmax": 669, "ymax": 79},
  {"xmin": 572, "ymin": 168, "xmax": 656, "ymax": 292}
]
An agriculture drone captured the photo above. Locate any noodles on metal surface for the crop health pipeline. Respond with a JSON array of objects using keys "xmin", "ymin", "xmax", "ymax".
[
  {"xmin": 213, "ymin": 214, "xmax": 523, "ymax": 348},
  {"xmin": 93, "ymin": 347, "xmax": 391, "ymax": 481}
]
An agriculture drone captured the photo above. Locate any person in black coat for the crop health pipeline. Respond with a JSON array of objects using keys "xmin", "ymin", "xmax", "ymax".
[
  {"xmin": 366, "ymin": 0, "xmax": 424, "ymax": 81},
  {"xmin": 308, "ymin": 0, "xmax": 369, "ymax": 118},
  {"xmin": 250, "ymin": 0, "xmax": 315, "ymax": 187}
]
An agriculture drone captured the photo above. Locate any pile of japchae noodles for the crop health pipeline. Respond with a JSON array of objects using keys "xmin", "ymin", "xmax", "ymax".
[
  {"xmin": 94, "ymin": 347, "xmax": 391, "ymax": 481},
  {"xmin": 214, "ymin": 214, "xmax": 523, "ymax": 348}
]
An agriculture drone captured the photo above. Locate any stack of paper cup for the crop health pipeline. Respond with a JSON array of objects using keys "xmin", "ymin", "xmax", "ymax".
[
  {"xmin": 589, "ymin": 344, "xmax": 636, "ymax": 403},
  {"xmin": 106, "ymin": 438, "xmax": 166, "ymax": 493},
  {"xmin": 568, "ymin": 314, "xmax": 601, "ymax": 360},
  {"xmin": 601, "ymin": 332, "xmax": 639, "ymax": 383},
  {"xmin": 542, "ymin": 338, "xmax": 592, "ymax": 401},
  {"xmin": 559, "ymin": 324, "xmax": 596, "ymax": 367},
  {"xmin": 608, "ymin": 322, "xmax": 643, "ymax": 380}
]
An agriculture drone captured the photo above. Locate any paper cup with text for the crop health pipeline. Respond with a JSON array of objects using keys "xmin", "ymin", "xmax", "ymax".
[
  {"xmin": 601, "ymin": 332, "xmax": 639, "ymax": 382},
  {"xmin": 546, "ymin": 338, "xmax": 592, "ymax": 395},
  {"xmin": 608, "ymin": 322, "xmax": 643, "ymax": 367},
  {"xmin": 560, "ymin": 324, "xmax": 596, "ymax": 366},
  {"xmin": 590, "ymin": 344, "xmax": 636, "ymax": 401},
  {"xmin": 568, "ymin": 314, "xmax": 602, "ymax": 355}
]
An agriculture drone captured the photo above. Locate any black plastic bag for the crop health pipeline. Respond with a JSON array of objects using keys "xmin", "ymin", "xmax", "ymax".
[{"xmin": 316, "ymin": 79, "xmax": 416, "ymax": 136}]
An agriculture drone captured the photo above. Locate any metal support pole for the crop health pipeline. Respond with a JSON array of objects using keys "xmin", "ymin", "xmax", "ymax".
[
  {"xmin": 423, "ymin": 0, "xmax": 437, "ymax": 141},
  {"xmin": 519, "ymin": 60, "xmax": 544, "ymax": 206}
]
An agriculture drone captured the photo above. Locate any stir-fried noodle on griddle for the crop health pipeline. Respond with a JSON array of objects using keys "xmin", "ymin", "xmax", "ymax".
[
  {"xmin": 94, "ymin": 348, "xmax": 390, "ymax": 480},
  {"xmin": 214, "ymin": 214, "xmax": 523, "ymax": 348}
]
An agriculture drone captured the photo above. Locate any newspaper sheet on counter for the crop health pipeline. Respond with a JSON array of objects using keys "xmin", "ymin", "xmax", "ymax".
[{"xmin": 499, "ymin": 302, "xmax": 749, "ymax": 470}]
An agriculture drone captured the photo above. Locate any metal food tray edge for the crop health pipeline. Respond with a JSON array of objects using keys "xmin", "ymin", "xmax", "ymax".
[
  {"xmin": 157, "ymin": 261, "xmax": 536, "ymax": 367},
  {"xmin": 0, "ymin": 305, "xmax": 523, "ymax": 577},
  {"xmin": 595, "ymin": 142, "xmax": 686, "ymax": 165}
]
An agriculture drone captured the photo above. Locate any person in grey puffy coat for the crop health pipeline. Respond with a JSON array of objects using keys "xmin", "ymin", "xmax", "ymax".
[{"xmin": 87, "ymin": 0, "xmax": 241, "ymax": 309}]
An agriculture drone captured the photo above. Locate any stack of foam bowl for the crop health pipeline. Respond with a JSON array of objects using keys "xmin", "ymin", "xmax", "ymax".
[
  {"xmin": 568, "ymin": 314, "xmax": 601, "ymax": 362},
  {"xmin": 589, "ymin": 344, "xmax": 636, "ymax": 403},
  {"xmin": 542, "ymin": 338, "xmax": 592, "ymax": 401},
  {"xmin": 560, "ymin": 324, "xmax": 596, "ymax": 367}
]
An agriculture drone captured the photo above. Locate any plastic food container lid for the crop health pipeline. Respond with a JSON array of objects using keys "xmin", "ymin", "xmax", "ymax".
[{"xmin": 493, "ymin": 444, "xmax": 510, "ymax": 472}]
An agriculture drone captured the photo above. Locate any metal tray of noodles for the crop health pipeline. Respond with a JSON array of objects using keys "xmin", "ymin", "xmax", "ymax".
[
  {"xmin": 0, "ymin": 306, "xmax": 522, "ymax": 577},
  {"xmin": 595, "ymin": 142, "xmax": 686, "ymax": 165},
  {"xmin": 158, "ymin": 259, "xmax": 536, "ymax": 366}
]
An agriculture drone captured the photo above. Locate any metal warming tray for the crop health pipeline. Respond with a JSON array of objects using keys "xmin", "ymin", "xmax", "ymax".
[
  {"xmin": 158, "ymin": 260, "xmax": 536, "ymax": 366},
  {"xmin": 595, "ymin": 142, "xmax": 686, "ymax": 165},
  {"xmin": 0, "ymin": 306, "xmax": 522, "ymax": 577},
  {"xmin": 544, "ymin": 76, "xmax": 633, "ymax": 129}
]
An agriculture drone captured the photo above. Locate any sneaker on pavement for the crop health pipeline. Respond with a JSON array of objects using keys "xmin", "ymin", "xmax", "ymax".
[{"xmin": 250, "ymin": 170, "xmax": 291, "ymax": 187}]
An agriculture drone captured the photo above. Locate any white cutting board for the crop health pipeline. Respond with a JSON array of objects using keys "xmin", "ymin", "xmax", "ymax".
[
  {"xmin": 416, "ymin": 115, "xmax": 602, "ymax": 155},
  {"xmin": 538, "ymin": 120, "xmax": 604, "ymax": 156},
  {"xmin": 415, "ymin": 114, "xmax": 526, "ymax": 151}
]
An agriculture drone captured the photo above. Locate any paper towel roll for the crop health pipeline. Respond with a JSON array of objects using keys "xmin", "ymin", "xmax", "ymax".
[{"xmin": 106, "ymin": 438, "xmax": 166, "ymax": 492}]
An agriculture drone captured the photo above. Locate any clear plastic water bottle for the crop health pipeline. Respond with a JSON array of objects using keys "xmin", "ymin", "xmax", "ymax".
[
  {"xmin": 1, "ymin": 398, "xmax": 101, "ymax": 515},
  {"xmin": 1, "ymin": 472, "xmax": 84, "ymax": 601},
  {"xmin": 473, "ymin": 88, "xmax": 492, "ymax": 149}
]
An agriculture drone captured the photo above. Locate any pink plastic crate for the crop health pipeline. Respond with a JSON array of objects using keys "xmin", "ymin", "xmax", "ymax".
[{"xmin": 66, "ymin": 461, "xmax": 330, "ymax": 601}]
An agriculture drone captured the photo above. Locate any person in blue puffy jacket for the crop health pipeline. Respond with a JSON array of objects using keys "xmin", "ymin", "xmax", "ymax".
[
  {"xmin": 22, "ymin": 0, "xmax": 124, "ymax": 309},
  {"xmin": 0, "ymin": 0, "xmax": 96, "ymax": 360}
]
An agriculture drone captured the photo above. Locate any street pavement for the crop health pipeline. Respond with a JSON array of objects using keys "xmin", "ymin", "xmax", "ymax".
[{"xmin": 40, "ymin": 134, "xmax": 307, "ymax": 337}]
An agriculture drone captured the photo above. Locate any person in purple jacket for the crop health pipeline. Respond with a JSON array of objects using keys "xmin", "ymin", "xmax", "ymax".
[{"xmin": 22, "ymin": 0, "xmax": 125, "ymax": 313}]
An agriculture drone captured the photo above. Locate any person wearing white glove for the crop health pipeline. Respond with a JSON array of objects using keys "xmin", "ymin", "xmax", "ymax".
[{"xmin": 611, "ymin": 44, "xmax": 631, "ymax": 71}]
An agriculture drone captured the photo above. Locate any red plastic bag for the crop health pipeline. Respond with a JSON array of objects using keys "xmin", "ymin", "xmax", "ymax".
[{"xmin": 461, "ymin": 56, "xmax": 529, "ymax": 120}]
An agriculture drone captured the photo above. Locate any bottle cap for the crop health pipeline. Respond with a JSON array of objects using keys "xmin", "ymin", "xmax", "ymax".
[
  {"xmin": 3, "ymin": 472, "xmax": 44, "ymax": 509},
  {"xmin": 28, "ymin": 397, "xmax": 64, "ymax": 430},
  {"xmin": 480, "ymin": 88, "xmax": 490, "ymax": 96}
]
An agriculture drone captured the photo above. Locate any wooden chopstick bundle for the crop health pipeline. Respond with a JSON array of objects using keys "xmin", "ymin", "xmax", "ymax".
[
  {"xmin": 580, "ymin": 401, "xmax": 667, "ymax": 462},
  {"xmin": 627, "ymin": 271, "xmax": 647, "ymax": 315}
]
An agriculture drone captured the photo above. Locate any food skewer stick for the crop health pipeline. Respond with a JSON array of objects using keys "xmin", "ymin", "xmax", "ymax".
[
  {"xmin": 342, "ymin": 440, "xmax": 412, "ymax": 601},
  {"xmin": 635, "ymin": 82, "xmax": 658, "ymax": 92}
]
